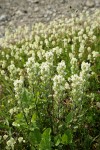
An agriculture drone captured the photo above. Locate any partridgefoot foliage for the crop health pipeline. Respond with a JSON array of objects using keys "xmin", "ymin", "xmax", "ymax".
[{"xmin": 0, "ymin": 9, "xmax": 100, "ymax": 150}]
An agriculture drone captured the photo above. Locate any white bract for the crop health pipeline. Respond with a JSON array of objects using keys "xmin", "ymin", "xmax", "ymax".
[
  {"xmin": 45, "ymin": 51, "xmax": 54, "ymax": 62},
  {"xmin": 6, "ymin": 138, "xmax": 16, "ymax": 150},
  {"xmin": 18, "ymin": 137, "xmax": 24, "ymax": 143},
  {"xmin": 40, "ymin": 61, "xmax": 53, "ymax": 81},
  {"xmin": 57, "ymin": 60, "xmax": 66, "ymax": 76},
  {"xmin": 92, "ymin": 51, "xmax": 99, "ymax": 58},
  {"xmin": 53, "ymin": 74, "xmax": 66, "ymax": 99},
  {"xmin": 3, "ymin": 135, "xmax": 8, "ymax": 140}
]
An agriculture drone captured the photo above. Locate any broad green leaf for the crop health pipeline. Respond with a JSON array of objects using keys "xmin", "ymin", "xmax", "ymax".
[
  {"xmin": 21, "ymin": 89, "xmax": 28, "ymax": 103},
  {"xmin": 29, "ymin": 129, "xmax": 41, "ymax": 145},
  {"xmin": 54, "ymin": 134, "xmax": 62, "ymax": 146},
  {"xmin": 31, "ymin": 113, "xmax": 37, "ymax": 123},
  {"xmin": 62, "ymin": 129, "xmax": 73, "ymax": 145},
  {"xmin": 15, "ymin": 113, "xmax": 24, "ymax": 120},
  {"xmin": 62, "ymin": 133, "xmax": 68, "ymax": 144},
  {"xmin": 66, "ymin": 129, "xmax": 73, "ymax": 144},
  {"xmin": 15, "ymin": 113, "xmax": 27, "ymax": 126},
  {"xmin": 66, "ymin": 112, "xmax": 73, "ymax": 125},
  {"xmin": 21, "ymin": 89, "xmax": 34, "ymax": 106},
  {"xmin": 39, "ymin": 128, "xmax": 51, "ymax": 150}
]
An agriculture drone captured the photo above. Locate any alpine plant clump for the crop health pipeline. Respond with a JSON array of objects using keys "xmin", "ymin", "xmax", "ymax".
[{"xmin": 0, "ymin": 9, "xmax": 100, "ymax": 150}]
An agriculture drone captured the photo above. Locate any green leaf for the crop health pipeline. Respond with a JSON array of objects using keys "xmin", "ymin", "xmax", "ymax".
[
  {"xmin": 0, "ymin": 123, "xmax": 9, "ymax": 130},
  {"xmin": 21, "ymin": 89, "xmax": 28, "ymax": 103},
  {"xmin": 54, "ymin": 134, "xmax": 61, "ymax": 146},
  {"xmin": 55, "ymin": 139, "xmax": 61, "ymax": 146},
  {"xmin": 15, "ymin": 113, "xmax": 27, "ymax": 126},
  {"xmin": 31, "ymin": 113, "xmax": 37, "ymax": 123},
  {"xmin": 29, "ymin": 129, "xmax": 41, "ymax": 146},
  {"xmin": 16, "ymin": 113, "xmax": 24, "ymax": 120},
  {"xmin": 62, "ymin": 133, "xmax": 68, "ymax": 144},
  {"xmin": 30, "ymin": 113, "xmax": 38, "ymax": 129},
  {"xmin": 62, "ymin": 129, "xmax": 73, "ymax": 145},
  {"xmin": 39, "ymin": 128, "xmax": 51, "ymax": 150},
  {"xmin": 31, "ymin": 147, "xmax": 36, "ymax": 150},
  {"xmin": 66, "ymin": 112, "xmax": 73, "ymax": 125},
  {"xmin": 21, "ymin": 89, "xmax": 33, "ymax": 106},
  {"xmin": 66, "ymin": 129, "xmax": 73, "ymax": 144}
]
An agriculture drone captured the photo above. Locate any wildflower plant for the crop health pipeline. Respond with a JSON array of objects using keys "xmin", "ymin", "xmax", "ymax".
[{"xmin": 0, "ymin": 9, "xmax": 100, "ymax": 150}]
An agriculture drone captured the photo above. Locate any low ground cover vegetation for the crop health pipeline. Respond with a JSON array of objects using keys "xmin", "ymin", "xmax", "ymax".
[{"xmin": 0, "ymin": 9, "xmax": 100, "ymax": 150}]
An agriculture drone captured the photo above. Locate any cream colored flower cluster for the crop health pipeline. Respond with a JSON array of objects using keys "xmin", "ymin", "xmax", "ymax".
[{"xmin": 70, "ymin": 61, "xmax": 91, "ymax": 103}]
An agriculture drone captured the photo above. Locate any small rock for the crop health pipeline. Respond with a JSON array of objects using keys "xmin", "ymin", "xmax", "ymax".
[
  {"xmin": 0, "ymin": 14, "xmax": 8, "ymax": 22},
  {"xmin": 33, "ymin": 0, "xmax": 39, "ymax": 3},
  {"xmin": 86, "ymin": 0, "xmax": 95, "ymax": 7},
  {"xmin": 60, "ymin": 0, "xmax": 66, "ymax": 3},
  {"xmin": 44, "ymin": 14, "xmax": 48, "ymax": 18},
  {"xmin": 46, "ymin": 17, "xmax": 50, "ymax": 21},
  {"xmin": 95, "ymin": 0, "xmax": 100, "ymax": 7},
  {"xmin": 41, "ymin": 1, "xmax": 45, "ymax": 4},
  {"xmin": 53, "ymin": 13, "xmax": 56, "ymax": 17},
  {"xmin": 23, "ymin": 10, "xmax": 28, "ymax": 14},
  {"xmin": 53, "ymin": 9, "xmax": 57, "ymax": 13},
  {"xmin": 84, "ymin": 6, "xmax": 88, "ymax": 10},
  {"xmin": 16, "ymin": 10, "xmax": 24, "ymax": 16},
  {"xmin": 0, "ymin": 33, "xmax": 4, "ymax": 38},
  {"xmin": 46, "ymin": 10, "xmax": 53, "ymax": 15},
  {"xmin": 47, "ymin": 5, "xmax": 51, "ymax": 9},
  {"xmin": 34, "ymin": 7, "xmax": 39, "ymax": 12},
  {"xmin": 28, "ymin": 0, "xmax": 39, "ymax": 3}
]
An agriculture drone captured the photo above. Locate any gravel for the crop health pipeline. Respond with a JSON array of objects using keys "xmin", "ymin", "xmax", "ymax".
[{"xmin": 0, "ymin": 0, "xmax": 100, "ymax": 37}]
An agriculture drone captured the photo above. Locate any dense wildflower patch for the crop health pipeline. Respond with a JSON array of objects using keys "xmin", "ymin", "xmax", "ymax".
[{"xmin": 0, "ymin": 9, "xmax": 100, "ymax": 150}]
